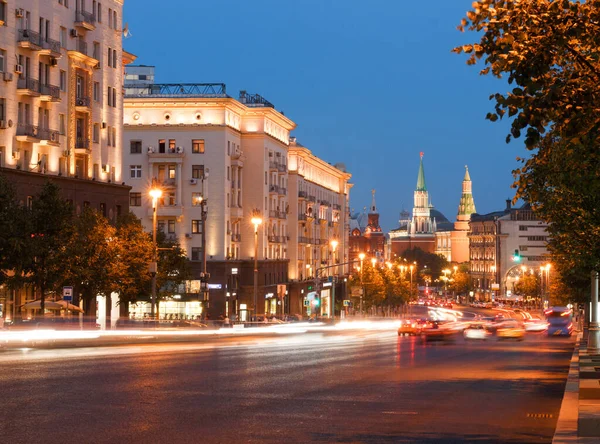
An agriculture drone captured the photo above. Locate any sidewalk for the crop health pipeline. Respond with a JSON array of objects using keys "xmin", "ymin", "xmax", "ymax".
[{"xmin": 553, "ymin": 327, "xmax": 600, "ymax": 443}]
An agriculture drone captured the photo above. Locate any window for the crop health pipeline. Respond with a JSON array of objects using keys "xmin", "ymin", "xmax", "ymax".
[
  {"xmin": 192, "ymin": 139, "xmax": 204, "ymax": 153},
  {"xmin": 112, "ymin": 127, "xmax": 116, "ymax": 147},
  {"xmin": 0, "ymin": 98, "xmax": 5, "ymax": 120},
  {"xmin": 112, "ymin": 49, "xmax": 117, "ymax": 68},
  {"xmin": 168, "ymin": 165, "xmax": 176, "ymax": 179},
  {"xmin": 192, "ymin": 165, "xmax": 204, "ymax": 179},
  {"xmin": 130, "ymin": 165, "xmax": 142, "ymax": 179},
  {"xmin": 93, "ymin": 81, "xmax": 100, "ymax": 102},
  {"xmin": 130, "ymin": 140, "xmax": 142, "ymax": 154},
  {"xmin": 129, "ymin": 192, "xmax": 141, "ymax": 206},
  {"xmin": 107, "ymin": 125, "xmax": 111, "ymax": 147},
  {"xmin": 60, "ymin": 70, "xmax": 66, "ymax": 91},
  {"xmin": 227, "ymin": 166, "xmax": 230, "ymax": 181},
  {"xmin": 93, "ymin": 123, "xmax": 99, "ymax": 143},
  {"xmin": 0, "ymin": 3, "xmax": 5, "ymax": 24},
  {"xmin": 192, "ymin": 192, "xmax": 203, "ymax": 206},
  {"xmin": 93, "ymin": 42, "xmax": 100, "ymax": 61},
  {"xmin": 113, "ymin": 10, "xmax": 117, "ymax": 29},
  {"xmin": 191, "ymin": 248, "xmax": 201, "ymax": 261},
  {"xmin": 227, "ymin": 141, "xmax": 230, "ymax": 155},
  {"xmin": 100, "ymin": 203, "xmax": 106, "ymax": 218},
  {"xmin": 191, "ymin": 220, "xmax": 201, "ymax": 234},
  {"xmin": 519, "ymin": 225, "xmax": 528, "ymax": 231},
  {"xmin": 59, "ymin": 113, "xmax": 65, "ymax": 134},
  {"xmin": 168, "ymin": 220, "xmax": 175, "ymax": 233},
  {"xmin": 0, "ymin": 49, "xmax": 5, "ymax": 72},
  {"xmin": 158, "ymin": 139, "xmax": 166, "ymax": 153},
  {"xmin": 97, "ymin": 3, "xmax": 102, "ymax": 22},
  {"xmin": 107, "ymin": 47, "xmax": 112, "ymax": 67},
  {"xmin": 169, "ymin": 139, "xmax": 176, "ymax": 152},
  {"xmin": 108, "ymin": 8, "xmax": 112, "ymax": 28},
  {"xmin": 112, "ymin": 87, "xmax": 116, "ymax": 107}
]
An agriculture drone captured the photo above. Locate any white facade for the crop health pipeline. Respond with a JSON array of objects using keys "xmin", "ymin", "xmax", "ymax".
[
  {"xmin": 123, "ymin": 75, "xmax": 296, "ymax": 265},
  {"xmin": 0, "ymin": 0, "xmax": 126, "ymax": 181},
  {"xmin": 287, "ymin": 139, "xmax": 352, "ymax": 281}
]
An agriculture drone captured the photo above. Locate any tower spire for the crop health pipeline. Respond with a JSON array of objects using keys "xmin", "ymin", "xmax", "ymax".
[
  {"xmin": 457, "ymin": 164, "xmax": 476, "ymax": 218},
  {"xmin": 370, "ymin": 189, "xmax": 377, "ymax": 213},
  {"xmin": 416, "ymin": 152, "xmax": 427, "ymax": 191}
]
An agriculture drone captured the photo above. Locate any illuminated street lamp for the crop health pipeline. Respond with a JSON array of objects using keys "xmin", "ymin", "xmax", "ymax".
[
  {"xmin": 330, "ymin": 239, "xmax": 339, "ymax": 320},
  {"xmin": 442, "ymin": 268, "xmax": 450, "ymax": 299},
  {"xmin": 149, "ymin": 186, "xmax": 163, "ymax": 319},
  {"xmin": 251, "ymin": 209, "xmax": 263, "ymax": 321},
  {"xmin": 358, "ymin": 253, "xmax": 365, "ymax": 315},
  {"xmin": 371, "ymin": 257, "xmax": 377, "ymax": 268}
]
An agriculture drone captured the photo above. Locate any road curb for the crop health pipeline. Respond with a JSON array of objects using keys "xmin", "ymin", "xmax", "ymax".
[{"xmin": 552, "ymin": 332, "xmax": 600, "ymax": 443}]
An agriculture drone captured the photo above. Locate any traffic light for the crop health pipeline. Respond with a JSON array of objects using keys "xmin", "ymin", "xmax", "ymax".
[
  {"xmin": 313, "ymin": 298, "xmax": 320, "ymax": 307},
  {"xmin": 308, "ymin": 285, "xmax": 313, "ymax": 290},
  {"xmin": 512, "ymin": 249, "xmax": 521, "ymax": 262}
]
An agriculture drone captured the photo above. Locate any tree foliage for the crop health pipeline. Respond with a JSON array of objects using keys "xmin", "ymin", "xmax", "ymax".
[{"xmin": 455, "ymin": 0, "xmax": 600, "ymax": 295}]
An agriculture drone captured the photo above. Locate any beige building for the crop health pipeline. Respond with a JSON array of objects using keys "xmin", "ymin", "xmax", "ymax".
[
  {"xmin": 287, "ymin": 138, "xmax": 352, "ymax": 316},
  {"xmin": 0, "ymin": 0, "xmax": 133, "ymax": 321},
  {"xmin": 123, "ymin": 68, "xmax": 300, "ymax": 319}
]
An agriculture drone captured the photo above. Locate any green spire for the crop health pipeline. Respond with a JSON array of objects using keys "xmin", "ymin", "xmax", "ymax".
[
  {"xmin": 416, "ymin": 152, "xmax": 427, "ymax": 191},
  {"xmin": 458, "ymin": 165, "xmax": 476, "ymax": 216}
]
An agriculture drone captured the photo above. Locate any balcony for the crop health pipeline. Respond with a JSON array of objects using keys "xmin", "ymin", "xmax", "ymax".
[
  {"xmin": 40, "ymin": 83, "xmax": 61, "ymax": 102},
  {"xmin": 298, "ymin": 236, "xmax": 312, "ymax": 244},
  {"xmin": 278, "ymin": 187, "xmax": 287, "ymax": 196},
  {"xmin": 268, "ymin": 235, "xmax": 284, "ymax": 243},
  {"xmin": 277, "ymin": 211, "xmax": 287, "ymax": 220},
  {"xmin": 75, "ymin": 10, "xmax": 96, "ymax": 30},
  {"xmin": 17, "ymin": 77, "xmax": 40, "ymax": 97},
  {"xmin": 17, "ymin": 29, "xmax": 42, "ymax": 50},
  {"xmin": 75, "ymin": 96, "xmax": 91, "ymax": 112},
  {"xmin": 147, "ymin": 205, "xmax": 184, "ymax": 218},
  {"xmin": 277, "ymin": 163, "xmax": 287, "ymax": 173},
  {"xmin": 307, "ymin": 195, "xmax": 316, "ymax": 203},
  {"xmin": 298, "ymin": 213, "xmax": 307, "ymax": 221},
  {"xmin": 231, "ymin": 233, "xmax": 241, "ymax": 242},
  {"xmin": 39, "ymin": 128, "xmax": 60, "ymax": 145},
  {"xmin": 269, "ymin": 184, "xmax": 279, "ymax": 194},
  {"xmin": 69, "ymin": 39, "xmax": 97, "ymax": 66},
  {"xmin": 328, "ymin": 221, "xmax": 335, "ymax": 227},
  {"xmin": 16, "ymin": 123, "xmax": 41, "ymax": 142},
  {"xmin": 75, "ymin": 137, "xmax": 90, "ymax": 151},
  {"xmin": 320, "ymin": 200, "xmax": 331, "ymax": 207},
  {"xmin": 269, "ymin": 160, "xmax": 278, "ymax": 171},
  {"xmin": 40, "ymin": 37, "xmax": 61, "ymax": 58},
  {"xmin": 333, "ymin": 203, "xmax": 341, "ymax": 210},
  {"xmin": 298, "ymin": 190, "xmax": 308, "ymax": 200}
]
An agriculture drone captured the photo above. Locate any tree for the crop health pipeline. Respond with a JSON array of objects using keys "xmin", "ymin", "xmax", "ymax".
[
  {"xmin": 449, "ymin": 264, "xmax": 470, "ymax": 295},
  {"xmin": 113, "ymin": 213, "xmax": 153, "ymax": 314},
  {"xmin": 454, "ymin": 0, "xmax": 600, "ymax": 291},
  {"xmin": 0, "ymin": 175, "xmax": 29, "ymax": 292},
  {"xmin": 61, "ymin": 207, "xmax": 119, "ymax": 316},
  {"xmin": 155, "ymin": 231, "xmax": 191, "ymax": 312},
  {"xmin": 402, "ymin": 248, "xmax": 449, "ymax": 287},
  {"xmin": 514, "ymin": 273, "xmax": 540, "ymax": 299},
  {"xmin": 26, "ymin": 181, "xmax": 73, "ymax": 312}
]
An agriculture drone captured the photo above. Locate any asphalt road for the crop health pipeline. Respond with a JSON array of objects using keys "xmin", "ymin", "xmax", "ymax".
[{"xmin": 0, "ymin": 317, "xmax": 574, "ymax": 444}]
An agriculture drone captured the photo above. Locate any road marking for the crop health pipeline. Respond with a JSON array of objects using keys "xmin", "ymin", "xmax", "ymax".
[
  {"xmin": 381, "ymin": 411, "xmax": 418, "ymax": 415},
  {"xmin": 526, "ymin": 413, "xmax": 553, "ymax": 419}
]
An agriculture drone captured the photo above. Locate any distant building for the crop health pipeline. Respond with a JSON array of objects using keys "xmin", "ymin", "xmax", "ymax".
[
  {"xmin": 348, "ymin": 190, "xmax": 385, "ymax": 266},
  {"xmin": 468, "ymin": 201, "xmax": 550, "ymax": 301}
]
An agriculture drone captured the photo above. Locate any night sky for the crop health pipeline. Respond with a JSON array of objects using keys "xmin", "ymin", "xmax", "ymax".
[{"xmin": 123, "ymin": 0, "xmax": 525, "ymax": 231}]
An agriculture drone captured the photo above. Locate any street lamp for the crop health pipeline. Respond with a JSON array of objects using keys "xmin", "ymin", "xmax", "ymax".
[
  {"xmin": 330, "ymin": 239, "xmax": 339, "ymax": 320},
  {"xmin": 371, "ymin": 257, "xmax": 377, "ymax": 268},
  {"xmin": 442, "ymin": 269, "xmax": 450, "ymax": 299},
  {"xmin": 358, "ymin": 253, "xmax": 365, "ymax": 316},
  {"xmin": 149, "ymin": 186, "xmax": 163, "ymax": 319},
  {"xmin": 251, "ymin": 209, "xmax": 263, "ymax": 321},
  {"xmin": 544, "ymin": 263, "xmax": 551, "ymax": 308}
]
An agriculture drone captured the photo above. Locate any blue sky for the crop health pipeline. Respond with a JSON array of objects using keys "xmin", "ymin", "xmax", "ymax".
[{"xmin": 123, "ymin": 0, "xmax": 524, "ymax": 231}]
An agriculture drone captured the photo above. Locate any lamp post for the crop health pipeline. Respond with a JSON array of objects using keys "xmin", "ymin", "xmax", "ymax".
[
  {"xmin": 330, "ymin": 239, "xmax": 338, "ymax": 320},
  {"xmin": 358, "ymin": 252, "xmax": 365, "ymax": 316},
  {"xmin": 195, "ymin": 195, "xmax": 209, "ymax": 314},
  {"xmin": 544, "ymin": 264, "xmax": 551, "ymax": 309},
  {"xmin": 251, "ymin": 209, "xmax": 263, "ymax": 321},
  {"xmin": 491, "ymin": 265, "xmax": 496, "ymax": 301},
  {"xmin": 149, "ymin": 186, "xmax": 163, "ymax": 319},
  {"xmin": 442, "ymin": 269, "xmax": 450, "ymax": 299}
]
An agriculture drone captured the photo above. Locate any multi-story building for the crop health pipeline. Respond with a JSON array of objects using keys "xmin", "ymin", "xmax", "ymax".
[
  {"xmin": 287, "ymin": 138, "xmax": 352, "ymax": 316},
  {"xmin": 0, "ymin": 0, "xmax": 133, "ymax": 320},
  {"xmin": 469, "ymin": 201, "xmax": 550, "ymax": 301},
  {"xmin": 123, "ymin": 67, "xmax": 301, "ymax": 319}
]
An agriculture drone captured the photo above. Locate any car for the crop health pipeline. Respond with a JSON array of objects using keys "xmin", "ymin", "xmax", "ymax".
[
  {"xmin": 497, "ymin": 320, "xmax": 525, "ymax": 340},
  {"xmin": 398, "ymin": 319, "xmax": 419, "ymax": 336},
  {"xmin": 422, "ymin": 321, "xmax": 455, "ymax": 342},
  {"xmin": 523, "ymin": 319, "xmax": 548, "ymax": 332},
  {"xmin": 464, "ymin": 323, "xmax": 490, "ymax": 340}
]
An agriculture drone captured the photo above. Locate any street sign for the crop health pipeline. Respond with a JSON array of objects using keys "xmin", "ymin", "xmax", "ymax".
[
  {"xmin": 303, "ymin": 300, "xmax": 310, "ymax": 307},
  {"xmin": 350, "ymin": 286, "xmax": 363, "ymax": 297},
  {"xmin": 63, "ymin": 295, "xmax": 72, "ymax": 302},
  {"xmin": 62, "ymin": 286, "xmax": 73, "ymax": 298},
  {"xmin": 343, "ymin": 300, "xmax": 351, "ymax": 307},
  {"xmin": 491, "ymin": 283, "xmax": 500, "ymax": 290}
]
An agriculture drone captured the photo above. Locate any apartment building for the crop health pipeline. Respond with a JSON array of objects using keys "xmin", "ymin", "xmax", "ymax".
[
  {"xmin": 123, "ymin": 68, "xmax": 297, "ymax": 319},
  {"xmin": 469, "ymin": 201, "xmax": 550, "ymax": 301},
  {"xmin": 287, "ymin": 138, "xmax": 352, "ymax": 317},
  {"xmin": 0, "ymin": 0, "xmax": 133, "ymax": 320}
]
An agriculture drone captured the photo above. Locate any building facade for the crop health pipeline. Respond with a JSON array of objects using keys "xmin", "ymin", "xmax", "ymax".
[
  {"xmin": 123, "ymin": 67, "xmax": 351, "ymax": 319},
  {"xmin": 449, "ymin": 166, "xmax": 476, "ymax": 263},
  {"xmin": 0, "ymin": 0, "xmax": 133, "ymax": 321},
  {"xmin": 348, "ymin": 190, "xmax": 385, "ymax": 267},
  {"xmin": 469, "ymin": 201, "xmax": 550, "ymax": 301}
]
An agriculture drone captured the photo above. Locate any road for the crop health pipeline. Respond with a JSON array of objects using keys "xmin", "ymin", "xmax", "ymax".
[{"xmin": 0, "ymin": 314, "xmax": 574, "ymax": 444}]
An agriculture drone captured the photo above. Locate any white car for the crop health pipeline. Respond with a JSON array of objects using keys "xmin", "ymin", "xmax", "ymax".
[
  {"xmin": 464, "ymin": 324, "xmax": 490, "ymax": 340},
  {"xmin": 523, "ymin": 319, "xmax": 548, "ymax": 332}
]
